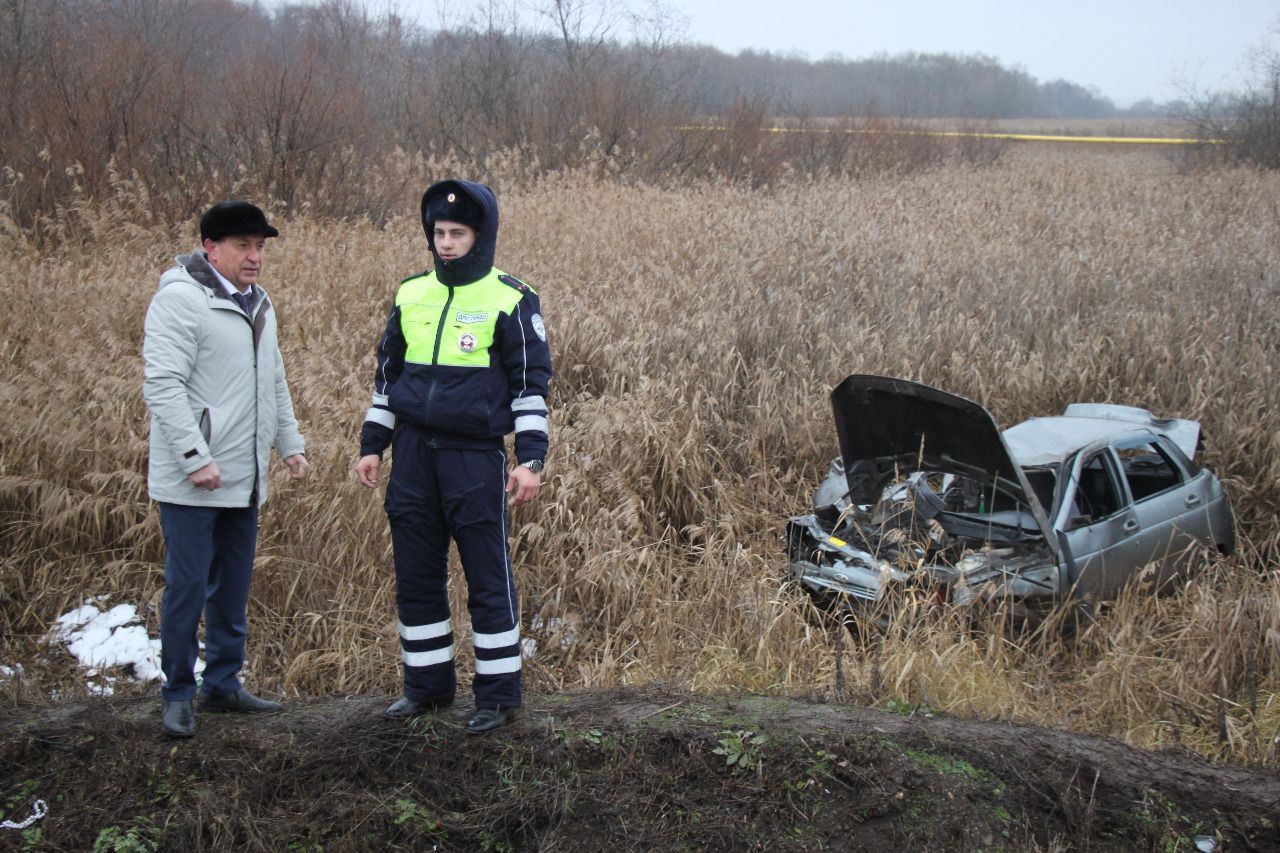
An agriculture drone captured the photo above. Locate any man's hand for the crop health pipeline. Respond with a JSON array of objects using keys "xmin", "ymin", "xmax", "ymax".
[
  {"xmin": 506, "ymin": 464, "xmax": 541, "ymax": 508},
  {"xmin": 284, "ymin": 454, "xmax": 310, "ymax": 479},
  {"xmin": 354, "ymin": 454, "xmax": 381, "ymax": 489},
  {"xmin": 188, "ymin": 462, "xmax": 223, "ymax": 491}
]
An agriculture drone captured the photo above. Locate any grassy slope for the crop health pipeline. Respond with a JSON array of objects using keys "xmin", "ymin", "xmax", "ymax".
[{"xmin": 0, "ymin": 144, "xmax": 1277, "ymax": 771}]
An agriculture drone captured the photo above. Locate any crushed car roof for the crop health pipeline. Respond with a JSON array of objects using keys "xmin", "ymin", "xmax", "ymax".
[{"xmin": 1003, "ymin": 404, "xmax": 1201, "ymax": 468}]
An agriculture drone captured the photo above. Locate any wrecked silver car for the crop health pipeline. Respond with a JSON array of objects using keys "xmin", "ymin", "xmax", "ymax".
[{"xmin": 786, "ymin": 375, "xmax": 1235, "ymax": 619}]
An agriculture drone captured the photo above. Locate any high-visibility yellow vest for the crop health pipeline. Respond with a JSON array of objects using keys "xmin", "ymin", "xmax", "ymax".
[{"xmin": 396, "ymin": 268, "xmax": 534, "ymax": 368}]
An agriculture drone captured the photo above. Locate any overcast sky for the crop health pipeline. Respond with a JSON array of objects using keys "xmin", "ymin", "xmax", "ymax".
[
  {"xmin": 679, "ymin": 0, "xmax": 1277, "ymax": 106},
  {"xmin": 376, "ymin": 0, "xmax": 1277, "ymax": 106}
]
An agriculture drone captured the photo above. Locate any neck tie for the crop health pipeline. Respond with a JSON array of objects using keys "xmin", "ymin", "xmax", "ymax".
[{"xmin": 232, "ymin": 291, "xmax": 250, "ymax": 314}]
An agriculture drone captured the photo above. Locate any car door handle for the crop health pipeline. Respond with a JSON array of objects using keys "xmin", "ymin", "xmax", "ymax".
[
  {"xmin": 1122, "ymin": 519, "xmax": 1139, "ymax": 533},
  {"xmin": 1184, "ymin": 495, "xmax": 1201, "ymax": 508}
]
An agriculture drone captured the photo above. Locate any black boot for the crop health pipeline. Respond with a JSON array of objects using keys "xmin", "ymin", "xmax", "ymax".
[
  {"xmin": 465, "ymin": 707, "xmax": 514, "ymax": 735},
  {"xmin": 199, "ymin": 687, "xmax": 282, "ymax": 713},
  {"xmin": 162, "ymin": 699, "xmax": 196, "ymax": 738},
  {"xmin": 384, "ymin": 695, "xmax": 454, "ymax": 719}
]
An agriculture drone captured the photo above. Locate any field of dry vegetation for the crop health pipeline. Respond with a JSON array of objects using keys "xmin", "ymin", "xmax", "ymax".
[{"xmin": 2, "ymin": 141, "xmax": 1278, "ymax": 769}]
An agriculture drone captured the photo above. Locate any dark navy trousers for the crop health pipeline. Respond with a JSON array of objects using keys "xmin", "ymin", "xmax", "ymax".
[
  {"xmin": 386, "ymin": 426, "xmax": 521, "ymax": 709},
  {"xmin": 158, "ymin": 502, "xmax": 258, "ymax": 701}
]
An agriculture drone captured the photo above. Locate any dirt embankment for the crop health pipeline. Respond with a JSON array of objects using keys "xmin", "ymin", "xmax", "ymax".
[{"xmin": 3, "ymin": 688, "xmax": 1278, "ymax": 851}]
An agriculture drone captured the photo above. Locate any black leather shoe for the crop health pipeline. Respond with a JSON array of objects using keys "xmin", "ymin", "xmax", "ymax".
[
  {"xmin": 199, "ymin": 687, "xmax": 282, "ymax": 714},
  {"xmin": 384, "ymin": 695, "xmax": 454, "ymax": 719},
  {"xmin": 466, "ymin": 707, "xmax": 514, "ymax": 735},
  {"xmin": 162, "ymin": 699, "xmax": 196, "ymax": 738}
]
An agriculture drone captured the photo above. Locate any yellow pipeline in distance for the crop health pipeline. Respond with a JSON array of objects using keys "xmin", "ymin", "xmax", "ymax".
[{"xmin": 675, "ymin": 125, "xmax": 1218, "ymax": 145}]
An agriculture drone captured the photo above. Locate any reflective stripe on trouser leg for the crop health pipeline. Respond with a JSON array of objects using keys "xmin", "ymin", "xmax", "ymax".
[
  {"xmin": 386, "ymin": 427, "xmax": 457, "ymax": 703},
  {"xmin": 439, "ymin": 447, "xmax": 521, "ymax": 709}
]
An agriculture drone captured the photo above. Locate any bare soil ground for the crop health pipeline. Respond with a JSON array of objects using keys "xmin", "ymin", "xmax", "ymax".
[{"xmin": 3, "ymin": 687, "xmax": 1278, "ymax": 851}]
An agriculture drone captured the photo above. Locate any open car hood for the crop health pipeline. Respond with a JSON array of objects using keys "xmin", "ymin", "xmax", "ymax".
[{"xmin": 831, "ymin": 375, "xmax": 1057, "ymax": 546}]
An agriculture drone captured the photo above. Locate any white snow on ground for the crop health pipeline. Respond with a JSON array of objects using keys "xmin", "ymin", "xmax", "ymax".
[
  {"xmin": 41, "ymin": 599, "xmax": 566, "ymax": 690},
  {"xmin": 522, "ymin": 615, "xmax": 579, "ymax": 660},
  {"xmin": 49, "ymin": 597, "xmax": 201, "ymax": 694}
]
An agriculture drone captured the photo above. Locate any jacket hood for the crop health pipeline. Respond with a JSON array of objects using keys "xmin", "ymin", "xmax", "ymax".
[
  {"xmin": 830, "ymin": 374, "xmax": 1055, "ymax": 541},
  {"xmin": 164, "ymin": 251, "xmax": 223, "ymax": 294},
  {"xmin": 420, "ymin": 180, "xmax": 499, "ymax": 286},
  {"xmin": 163, "ymin": 251, "xmax": 268, "ymax": 346},
  {"xmin": 163, "ymin": 251, "xmax": 256, "ymax": 306}
]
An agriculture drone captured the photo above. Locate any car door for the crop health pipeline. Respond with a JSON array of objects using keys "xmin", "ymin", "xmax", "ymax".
[
  {"xmin": 1058, "ymin": 447, "xmax": 1142, "ymax": 600},
  {"xmin": 1114, "ymin": 434, "xmax": 1216, "ymax": 587}
]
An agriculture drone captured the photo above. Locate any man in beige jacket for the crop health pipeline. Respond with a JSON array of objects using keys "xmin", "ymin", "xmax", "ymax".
[{"xmin": 142, "ymin": 201, "xmax": 308, "ymax": 738}]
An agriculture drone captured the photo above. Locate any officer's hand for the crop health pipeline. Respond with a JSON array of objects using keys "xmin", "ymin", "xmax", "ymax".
[
  {"xmin": 188, "ymin": 462, "xmax": 222, "ymax": 491},
  {"xmin": 507, "ymin": 465, "xmax": 541, "ymax": 507},
  {"xmin": 355, "ymin": 454, "xmax": 381, "ymax": 489},
  {"xmin": 284, "ymin": 454, "xmax": 310, "ymax": 480}
]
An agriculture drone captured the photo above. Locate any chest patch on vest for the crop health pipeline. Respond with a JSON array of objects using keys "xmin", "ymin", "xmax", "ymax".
[
  {"xmin": 499, "ymin": 274, "xmax": 528, "ymax": 291},
  {"xmin": 456, "ymin": 311, "xmax": 489, "ymax": 324},
  {"xmin": 459, "ymin": 333, "xmax": 478, "ymax": 353}
]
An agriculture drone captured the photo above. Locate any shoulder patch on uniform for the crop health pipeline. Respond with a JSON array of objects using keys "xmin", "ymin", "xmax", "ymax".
[{"xmin": 499, "ymin": 274, "xmax": 529, "ymax": 292}]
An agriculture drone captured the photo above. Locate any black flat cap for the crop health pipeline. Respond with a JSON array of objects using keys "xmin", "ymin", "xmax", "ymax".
[{"xmin": 200, "ymin": 201, "xmax": 280, "ymax": 242}]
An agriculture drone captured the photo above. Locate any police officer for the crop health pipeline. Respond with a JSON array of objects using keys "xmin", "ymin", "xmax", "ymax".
[{"xmin": 355, "ymin": 179, "xmax": 551, "ymax": 734}]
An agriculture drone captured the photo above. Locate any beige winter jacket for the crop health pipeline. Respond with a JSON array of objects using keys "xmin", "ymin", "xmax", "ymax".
[{"xmin": 142, "ymin": 251, "xmax": 305, "ymax": 507}]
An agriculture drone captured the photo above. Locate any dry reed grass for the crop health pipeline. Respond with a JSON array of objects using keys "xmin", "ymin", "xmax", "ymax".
[{"xmin": 2, "ymin": 143, "xmax": 1277, "ymax": 766}]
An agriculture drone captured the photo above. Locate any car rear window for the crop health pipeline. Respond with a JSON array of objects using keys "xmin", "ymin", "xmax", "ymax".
[{"xmin": 1116, "ymin": 439, "xmax": 1183, "ymax": 501}]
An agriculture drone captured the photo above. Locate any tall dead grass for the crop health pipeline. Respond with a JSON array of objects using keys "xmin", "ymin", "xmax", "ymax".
[{"xmin": 2, "ymin": 144, "xmax": 1278, "ymax": 766}]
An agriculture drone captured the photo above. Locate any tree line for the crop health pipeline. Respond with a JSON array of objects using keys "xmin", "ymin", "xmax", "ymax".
[
  {"xmin": 0, "ymin": 0, "xmax": 1254, "ymax": 228},
  {"xmin": 685, "ymin": 48, "xmax": 1123, "ymax": 119}
]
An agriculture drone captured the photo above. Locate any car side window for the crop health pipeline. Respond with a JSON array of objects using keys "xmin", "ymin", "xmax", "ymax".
[
  {"xmin": 1116, "ymin": 438, "xmax": 1184, "ymax": 502},
  {"xmin": 1073, "ymin": 452, "xmax": 1123, "ymax": 522}
]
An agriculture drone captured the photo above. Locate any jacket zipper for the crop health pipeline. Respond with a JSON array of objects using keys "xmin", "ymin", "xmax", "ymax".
[
  {"xmin": 430, "ymin": 286, "xmax": 454, "ymax": 364},
  {"xmin": 245, "ymin": 294, "xmax": 260, "ymax": 507}
]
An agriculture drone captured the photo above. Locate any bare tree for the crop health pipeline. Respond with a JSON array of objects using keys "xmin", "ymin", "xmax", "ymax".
[
  {"xmin": 1231, "ymin": 29, "xmax": 1280, "ymax": 168},
  {"xmin": 1178, "ymin": 21, "xmax": 1280, "ymax": 169}
]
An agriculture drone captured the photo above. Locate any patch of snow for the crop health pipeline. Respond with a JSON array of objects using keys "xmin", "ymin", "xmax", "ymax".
[
  {"xmin": 51, "ymin": 598, "xmax": 175, "ymax": 684},
  {"xmin": 86, "ymin": 678, "xmax": 115, "ymax": 697},
  {"xmin": 529, "ymin": 615, "xmax": 579, "ymax": 649},
  {"xmin": 523, "ymin": 615, "xmax": 585, "ymax": 660}
]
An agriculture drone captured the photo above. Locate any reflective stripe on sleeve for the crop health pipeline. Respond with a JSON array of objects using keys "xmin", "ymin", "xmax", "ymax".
[
  {"xmin": 402, "ymin": 645, "xmax": 455, "ymax": 668},
  {"xmin": 514, "ymin": 415, "xmax": 548, "ymax": 434},
  {"xmin": 371, "ymin": 393, "xmax": 390, "ymax": 406},
  {"xmin": 365, "ymin": 407, "xmax": 396, "ymax": 429},
  {"xmin": 475, "ymin": 655, "xmax": 522, "ymax": 675},
  {"xmin": 400, "ymin": 619, "xmax": 451, "ymax": 641},
  {"xmin": 511, "ymin": 395, "xmax": 546, "ymax": 412}
]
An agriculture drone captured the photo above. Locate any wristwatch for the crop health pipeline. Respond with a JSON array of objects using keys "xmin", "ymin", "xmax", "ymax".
[{"xmin": 520, "ymin": 459, "xmax": 545, "ymax": 474}]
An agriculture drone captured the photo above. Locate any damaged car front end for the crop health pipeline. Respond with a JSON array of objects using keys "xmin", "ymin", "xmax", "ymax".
[{"xmin": 786, "ymin": 375, "xmax": 1234, "ymax": 621}]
